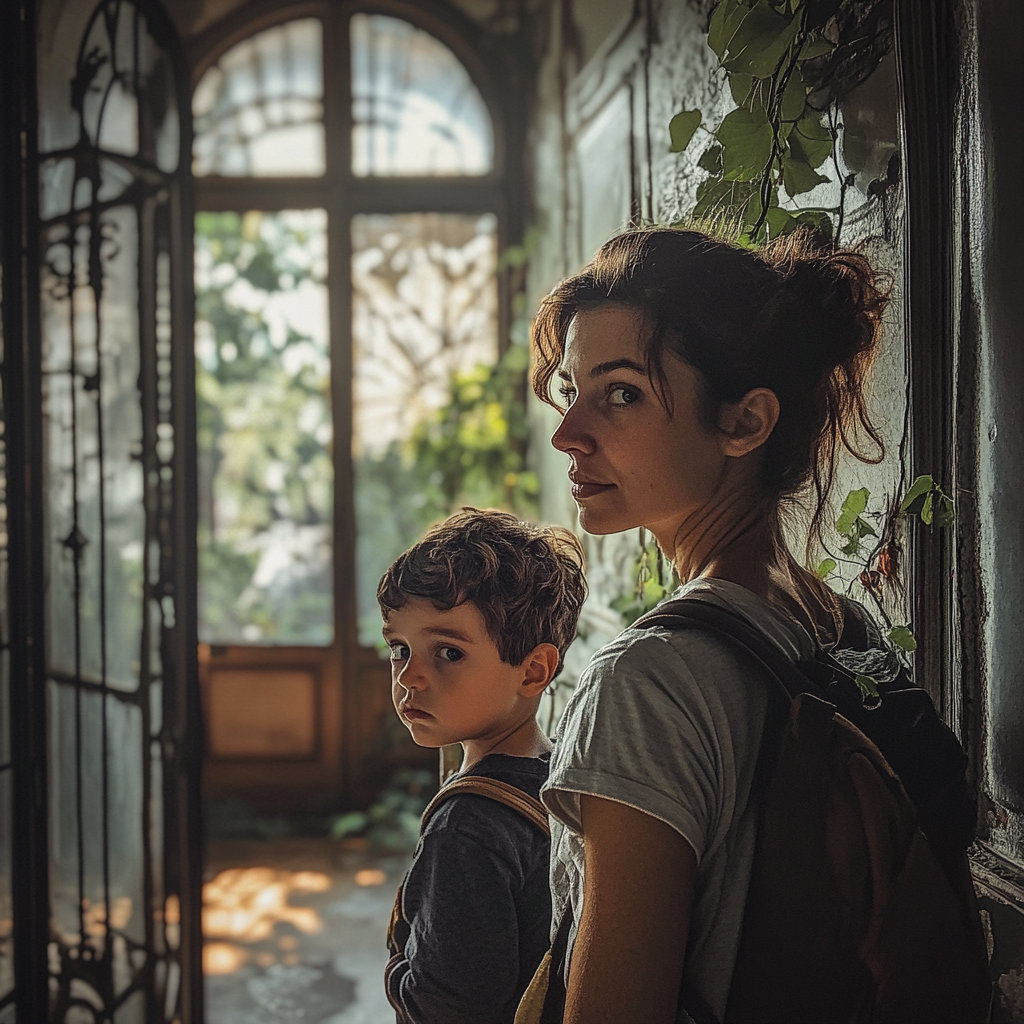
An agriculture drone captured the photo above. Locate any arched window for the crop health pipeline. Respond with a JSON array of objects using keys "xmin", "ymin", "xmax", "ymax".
[{"xmin": 190, "ymin": 6, "xmax": 504, "ymax": 801}]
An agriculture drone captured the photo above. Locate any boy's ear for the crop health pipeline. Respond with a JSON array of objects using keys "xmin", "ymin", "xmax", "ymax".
[{"xmin": 518, "ymin": 643, "xmax": 560, "ymax": 698}]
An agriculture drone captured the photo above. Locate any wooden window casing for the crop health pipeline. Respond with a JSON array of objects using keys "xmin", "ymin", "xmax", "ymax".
[{"xmin": 187, "ymin": 1, "xmax": 509, "ymax": 807}]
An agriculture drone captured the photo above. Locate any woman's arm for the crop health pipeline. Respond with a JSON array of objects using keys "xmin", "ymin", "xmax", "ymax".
[{"xmin": 564, "ymin": 794, "xmax": 697, "ymax": 1024}]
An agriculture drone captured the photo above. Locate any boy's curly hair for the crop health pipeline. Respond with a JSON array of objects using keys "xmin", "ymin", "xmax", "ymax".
[{"xmin": 377, "ymin": 508, "xmax": 587, "ymax": 675}]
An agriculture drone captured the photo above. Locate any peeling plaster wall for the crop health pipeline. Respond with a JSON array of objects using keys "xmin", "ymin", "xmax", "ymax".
[{"xmin": 525, "ymin": 0, "xmax": 908, "ymax": 717}]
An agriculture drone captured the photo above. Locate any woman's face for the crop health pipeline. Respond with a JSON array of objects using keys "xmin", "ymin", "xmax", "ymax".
[{"xmin": 550, "ymin": 305, "xmax": 727, "ymax": 542}]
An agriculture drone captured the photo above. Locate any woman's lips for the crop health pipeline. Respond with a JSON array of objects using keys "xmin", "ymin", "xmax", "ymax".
[
  {"xmin": 401, "ymin": 707, "xmax": 433, "ymax": 721},
  {"xmin": 571, "ymin": 480, "xmax": 615, "ymax": 500}
]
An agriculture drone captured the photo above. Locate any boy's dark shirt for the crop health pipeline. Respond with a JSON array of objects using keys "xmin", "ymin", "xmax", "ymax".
[{"xmin": 385, "ymin": 751, "xmax": 552, "ymax": 1024}]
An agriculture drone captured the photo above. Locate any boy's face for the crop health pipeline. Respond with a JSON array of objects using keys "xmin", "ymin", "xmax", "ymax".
[{"xmin": 383, "ymin": 597, "xmax": 536, "ymax": 749}]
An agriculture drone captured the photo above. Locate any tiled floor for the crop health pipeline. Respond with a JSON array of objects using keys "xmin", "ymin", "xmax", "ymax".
[{"xmin": 203, "ymin": 837, "xmax": 408, "ymax": 1024}]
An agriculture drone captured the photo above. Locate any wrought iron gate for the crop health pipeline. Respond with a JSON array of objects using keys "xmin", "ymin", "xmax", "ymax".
[{"xmin": 2, "ymin": 0, "xmax": 204, "ymax": 1019}]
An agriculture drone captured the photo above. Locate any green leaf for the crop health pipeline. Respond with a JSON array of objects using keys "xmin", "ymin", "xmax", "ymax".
[
  {"xmin": 790, "ymin": 114, "xmax": 834, "ymax": 168},
  {"xmin": 855, "ymin": 674, "xmax": 880, "ymax": 700},
  {"xmin": 835, "ymin": 487, "xmax": 870, "ymax": 534},
  {"xmin": 692, "ymin": 176, "xmax": 759, "ymax": 220},
  {"xmin": 698, "ymin": 143, "xmax": 723, "ymax": 174},
  {"xmin": 721, "ymin": 1, "xmax": 803, "ymax": 79},
  {"xmin": 780, "ymin": 67, "xmax": 809, "ymax": 121},
  {"xmin": 669, "ymin": 110, "xmax": 702, "ymax": 153},
  {"xmin": 708, "ymin": 0, "xmax": 748, "ymax": 60},
  {"xmin": 814, "ymin": 557, "xmax": 837, "ymax": 579},
  {"xmin": 887, "ymin": 625, "xmax": 918, "ymax": 653},
  {"xmin": 729, "ymin": 73, "xmax": 755, "ymax": 108},
  {"xmin": 718, "ymin": 108, "xmax": 775, "ymax": 181},
  {"xmin": 921, "ymin": 491, "xmax": 934, "ymax": 526},
  {"xmin": 766, "ymin": 206, "xmax": 799, "ymax": 238},
  {"xmin": 899, "ymin": 474, "xmax": 935, "ymax": 515},
  {"xmin": 740, "ymin": 184, "xmax": 782, "ymax": 241},
  {"xmin": 793, "ymin": 209, "xmax": 834, "ymax": 238},
  {"xmin": 839, "ymin": 517, "xmax": 877, "ymax": 557},
  {"xmin": 782, "ymin": 152, "xmax": 831, "ymax": 196}
]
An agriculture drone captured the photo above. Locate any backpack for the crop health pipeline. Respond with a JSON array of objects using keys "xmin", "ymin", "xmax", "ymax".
[
  {"xmin": 515, "ymin": 596, "xmax": 992, "ymax": 1024},
  {"xmin": 387, "ymin": 776, "xmax": 550, "ymax": 959}
]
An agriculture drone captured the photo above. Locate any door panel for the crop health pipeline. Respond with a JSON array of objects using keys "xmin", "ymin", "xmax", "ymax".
[{"xmin": 31, "ymin": 0, "xmax": 203, "ymax": 1019}]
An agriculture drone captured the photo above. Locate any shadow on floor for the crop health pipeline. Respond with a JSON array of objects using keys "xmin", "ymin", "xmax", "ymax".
[{"xmin": 204, "ymin": 837, "xmax": 409, "ymax": 1024}]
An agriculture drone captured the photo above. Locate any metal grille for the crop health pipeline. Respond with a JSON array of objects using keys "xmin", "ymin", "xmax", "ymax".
[{"xmin": 35, "ymin": 0, "xmax": 201, "ymax": 1019}]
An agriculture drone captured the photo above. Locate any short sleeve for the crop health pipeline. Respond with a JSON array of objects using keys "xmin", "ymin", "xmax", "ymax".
[{"xmin": 541, "ymin": 627, "xmax": 766, "ymax": 864}]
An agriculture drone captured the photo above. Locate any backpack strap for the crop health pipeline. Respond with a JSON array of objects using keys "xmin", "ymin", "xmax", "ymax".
[
  {"xmin": 636, "ymin": 597, "xmax": 809, "ymax": 800},
  {"xmin": 636, "ymin": 597, "xmax": 808, "ymax": 700},
  {"xmin": 420, "ymin": 776, "xmax": 551, "ymax": 836}
]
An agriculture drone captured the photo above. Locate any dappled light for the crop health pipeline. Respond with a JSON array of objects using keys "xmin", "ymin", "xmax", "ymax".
[
  {"xmin": 202, "ymin": 842, "xmax": 405, "ymax": 1021},
  {"xmin": 203, "ymin": 867, "xmax": 331, "ymax": 944},
  {"xmin": 354, "ymin": 869, "xmax": 387, "ymax": 887}
]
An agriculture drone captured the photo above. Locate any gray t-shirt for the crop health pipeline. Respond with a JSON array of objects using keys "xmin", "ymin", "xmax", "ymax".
[{"xmin": 542, "ymin": 577, "xmax": 814, "ymax": 1022}]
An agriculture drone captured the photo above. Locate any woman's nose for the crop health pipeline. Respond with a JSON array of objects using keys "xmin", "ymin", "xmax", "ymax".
[{"xmin": 551, "ymin": 402, "xmax": 595, "ymax": 455}]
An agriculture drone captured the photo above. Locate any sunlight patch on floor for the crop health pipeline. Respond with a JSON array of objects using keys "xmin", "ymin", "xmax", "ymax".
[{"xmin": 203, "ymin": 838, "xmax": 407, "ymax": 1024}]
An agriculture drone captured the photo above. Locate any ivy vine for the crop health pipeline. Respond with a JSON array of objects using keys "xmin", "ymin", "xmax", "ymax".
[
  {"xmin": 670, "ymin": 0, "xmax": 893, "ymax": 244},
  {"xmin": 614, "ymin": 474, "xmax": 955, "ymax": 707},
  {"xmin": 814, "ymin": 474, "xmax": 954, "ymax": 697}
]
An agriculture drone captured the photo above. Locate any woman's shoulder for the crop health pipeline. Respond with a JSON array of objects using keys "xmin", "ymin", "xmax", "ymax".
[{"xmin": 570, "ymin": 577, "xmax": 813, "ymax": 714}]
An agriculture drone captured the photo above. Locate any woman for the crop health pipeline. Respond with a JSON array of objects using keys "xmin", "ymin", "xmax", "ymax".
[{"xmin": 532, "ymin": 227, "xmax": 888, "ymax": 1024}]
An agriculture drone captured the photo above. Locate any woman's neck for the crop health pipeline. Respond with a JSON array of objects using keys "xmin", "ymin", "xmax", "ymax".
[
  {"xmin": 654, "ymin": 479, "xmax": 773, "ymax": 590},
  {"xmin": 657, "ymin": 491, "xmax": 842, "ymax": 646}
]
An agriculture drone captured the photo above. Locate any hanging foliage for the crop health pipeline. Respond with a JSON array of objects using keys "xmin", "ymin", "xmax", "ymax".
[{"xmin": 670, "ymin": 0, "xmax": 893, "ymax": 244}]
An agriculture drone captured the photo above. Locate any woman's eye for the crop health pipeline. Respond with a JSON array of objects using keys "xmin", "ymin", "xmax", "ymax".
[
  {"xmin": 438, "ymin": 646, "xmax": 464, "ymax": 664},
  {"xmin": 389, "ymin": 643, "xmax": 409, "ymax": 662},
  {"xmin": 557, "ymin": 383, "xmax": 577, "ymax": 405},
  {"xmin": 608, "ymin": 386, "xmax": 640, "ymax": 406}
]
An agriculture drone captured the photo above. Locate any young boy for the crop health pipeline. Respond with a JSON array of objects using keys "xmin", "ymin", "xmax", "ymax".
[{"xmin": 378, "ymin": 508, "xmax": 586, "ymax": 1024}]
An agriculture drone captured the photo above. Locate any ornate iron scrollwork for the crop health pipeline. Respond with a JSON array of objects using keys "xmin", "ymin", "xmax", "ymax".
[{"xmin": 37, "ymin": 0, "xmax": 197, "ymax": 1020}]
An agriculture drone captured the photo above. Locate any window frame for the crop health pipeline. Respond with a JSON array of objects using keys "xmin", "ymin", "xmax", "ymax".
[
  {"xmin": 187, "ymin": 0, "xmax": 512, "ymax": 804},
  {"xmin": 898, "ymin": 0, "xmax": 1024, "ymax": 912}
]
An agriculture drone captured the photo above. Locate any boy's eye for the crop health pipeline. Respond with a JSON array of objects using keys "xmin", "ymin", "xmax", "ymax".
[
  {"xmin": 438, "ymin": 646, "xmax": 464, "ymax": 663},
  {"xmin": 608, "ymin": 385, "xmax": 640, "ymax": 407},
  {"xmin": 389, "ymin": 643, "xmax": 409, "ymax": 662}
]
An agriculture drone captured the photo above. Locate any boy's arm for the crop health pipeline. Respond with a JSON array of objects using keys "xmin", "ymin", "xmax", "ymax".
[{"xmin": 386, "ymin": 819, "xmax": 535, "ymax": 1024}]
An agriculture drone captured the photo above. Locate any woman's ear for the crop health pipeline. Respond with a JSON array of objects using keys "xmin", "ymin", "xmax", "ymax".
[
  {"xmin": 716, "ymin": 387, "xmax": 780, "ymax": 457},
  {"xmin": 519, "ymin": 643, "xmax": 560, "ymax": 698}
]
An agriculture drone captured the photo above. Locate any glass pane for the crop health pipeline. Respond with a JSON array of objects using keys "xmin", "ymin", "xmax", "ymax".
[
  {"xmin": 193, "ymin": 19, "xmax": 324, "ymax": 177},
  {"xmin": 41, "ymin": 207, "xmax": 145, "ymax": 692},
  {"xmin": 195, "ymin": 210, "xmax": 333, "ymax": 645},
  {"xmin": 351, "ymin": 14, "xmax": 494, "ymax": 177},
  {"xmin": 352, "ymin": 212, "xmax": 498, "ymax": 644},
  {"xmin": 38, "ymin": 0, "xmax": 192, "ymax": 1019},
  {"xmin": 38, "ymin": 0, "xmax": 179, "ymax": 172},
  {"xmin": 48, "ymin": 685, "xmax": 145, "ymax": 971}
]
